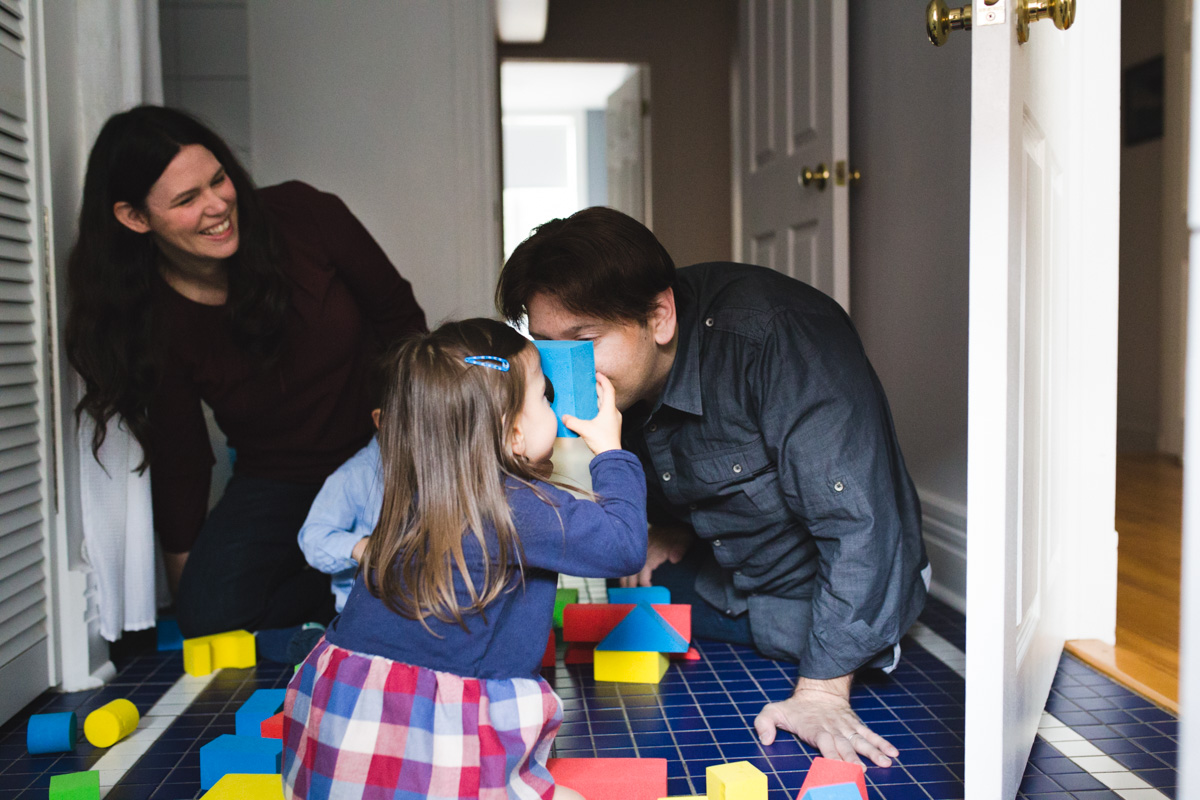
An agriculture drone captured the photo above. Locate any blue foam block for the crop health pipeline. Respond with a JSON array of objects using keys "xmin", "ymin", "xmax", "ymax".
[
  {"xmin": 606, "ymin": 586, "xmax": 671, "ymax": 606},
  {"xmin": 234, "ymin": 688, "xmax": 287, "ymax": 737},
  {"xmin": 533, "ymin": 340, "xmax": 598, "ymax": 438},
  {"xmin": 156, "ymin": 617, "xmax": 183, "ymax": 651},
  {"xmin": 804, "ymin": 783, "xmax": 864, "ymax": 800},
  {"xmin": 199, "ymin": 734, "xmax": 283, "ymax": 790},
  {"xmin": 596, "ymin": 604, "xmax": 689, "ymax": 653},
  {"xmin": 27, "ymin": 711, "xmax": 76, "ymax": 754}
]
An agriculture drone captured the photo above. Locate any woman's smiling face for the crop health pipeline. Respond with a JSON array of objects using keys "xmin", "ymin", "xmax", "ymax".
[{"xmin": 120, "ymin": 143, "xmax": 240, "ymax": 267}]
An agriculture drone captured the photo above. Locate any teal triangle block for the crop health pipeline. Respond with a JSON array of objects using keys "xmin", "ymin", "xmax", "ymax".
[
  {"xmin": 596, "ymin": 604, "xmax": 689, "ymax": 653},
  {"xmin": 606, "ymin": 586, "xmax": 671, "ymax": 605}
]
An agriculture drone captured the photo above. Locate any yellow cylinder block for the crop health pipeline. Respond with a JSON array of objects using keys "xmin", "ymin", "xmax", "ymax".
[{"xmin": 84, "ymin": 699, "xmax": 140, "ymax": 748}]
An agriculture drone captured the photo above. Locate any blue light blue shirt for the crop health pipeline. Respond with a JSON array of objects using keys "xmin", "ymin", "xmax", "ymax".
[{"xmin": 297, "ymin": 437, "xmax": 382, "ymax": 611}]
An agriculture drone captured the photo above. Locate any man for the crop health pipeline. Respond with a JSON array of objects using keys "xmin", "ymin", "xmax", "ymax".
[{"xmin": 497, "ymin": 207, "xmax": 928, "ymax": 769}]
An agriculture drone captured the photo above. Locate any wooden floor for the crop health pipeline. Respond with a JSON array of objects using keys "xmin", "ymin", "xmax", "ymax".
[{"xmin": 1066, "ymin": 452, "xmax": 1182, "ymax": 712}]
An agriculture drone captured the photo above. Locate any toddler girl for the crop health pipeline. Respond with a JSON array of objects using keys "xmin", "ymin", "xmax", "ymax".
[{"xmin": 282, "ymin": 318, "xmax": 647, "ymax": 799}]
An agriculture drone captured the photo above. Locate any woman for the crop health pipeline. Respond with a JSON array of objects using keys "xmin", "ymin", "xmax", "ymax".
[{"xmin": 65, "ymin": 106, "xmax": 427, "ymax": 641}]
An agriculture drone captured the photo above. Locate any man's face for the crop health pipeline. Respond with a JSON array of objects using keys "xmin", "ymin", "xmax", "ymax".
[{"xmin": 526, "ymin": 293, "xmax": 662, "ymax": 411}]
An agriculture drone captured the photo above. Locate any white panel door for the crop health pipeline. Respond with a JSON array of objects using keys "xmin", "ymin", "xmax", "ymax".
[
  {"xmin": 738, "ymin": 0, "xmax": 848, "ymax": 311},
  {"xmin": 605, "ymin": 66, "xmax": 648, "ymax": 225},
  {"xmin": 965, "ymin": 2, "xmax": 1119, "ymax": 795},
  {"xmin": 0, "ymin": 0, "xmax": 53, "ymax": 726}
]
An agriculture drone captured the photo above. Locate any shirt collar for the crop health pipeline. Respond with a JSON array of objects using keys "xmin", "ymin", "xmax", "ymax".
[{"xmin": 654, "ymin": 281, "xmax": 703, "ymax": 417}]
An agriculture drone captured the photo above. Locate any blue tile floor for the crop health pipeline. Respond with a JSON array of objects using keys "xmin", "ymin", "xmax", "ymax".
[{"xmin": 0, "ymin": 598, "xmax": 1178, "ymax": 799}]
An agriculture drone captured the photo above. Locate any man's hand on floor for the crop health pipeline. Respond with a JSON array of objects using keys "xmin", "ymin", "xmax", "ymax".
[
  {"xmin": 753, "ymin": 674, "xmax": 898, "ymax": 768},
  {"xmin": 618, "ymin": 524, "xmax": 694, "ymax": 587}
]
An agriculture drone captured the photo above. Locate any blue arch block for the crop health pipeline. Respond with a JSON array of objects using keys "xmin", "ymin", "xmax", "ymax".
[
  {"xmin": 234, "ymin": 688, "xmax": 286, "ymax": 736},
  {"xmin": 606, "ymin": 586, "xmax": 671, "ymax": 606}
]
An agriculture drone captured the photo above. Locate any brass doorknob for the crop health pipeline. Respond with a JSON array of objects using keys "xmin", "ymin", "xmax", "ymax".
[
  {"xmin": 1017, "ymin": 0, "xmax": 1076, "ymax": 43},
  {"xmin": 926, "ymin": 0, "xmax": 972, "ymax": 47},
  {"xmin": 800, "ymin": 164, "xmax": 830, "ymax": 190},
  {"xmin": 835, "ymin": 161, "xmax": 861, "ymax": 186}
]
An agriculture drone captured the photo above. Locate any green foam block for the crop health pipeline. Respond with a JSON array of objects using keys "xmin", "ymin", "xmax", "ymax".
[
  {"xmin": 49, "ymin": 770, "xmax": 100, "ymax": 800},
  {"xmin": 554, "ymin": 588, "xmax": 579, "ymax": 628}
]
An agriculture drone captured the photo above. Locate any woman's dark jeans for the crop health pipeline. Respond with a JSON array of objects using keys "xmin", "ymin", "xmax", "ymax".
[{"xmin": 175, "ymin": 474, "xmax": 335, "ymax": 638}]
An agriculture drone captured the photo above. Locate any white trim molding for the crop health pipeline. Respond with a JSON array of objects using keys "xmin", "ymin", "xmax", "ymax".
[{"xmin": 918, "ymin": 486, "xmax": 966, "ymax": 614}]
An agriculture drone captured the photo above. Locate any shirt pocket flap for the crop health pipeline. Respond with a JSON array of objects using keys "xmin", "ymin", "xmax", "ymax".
[{"xmin": 689, "ymin": 442, "xmax": 772, "ymax": 484}]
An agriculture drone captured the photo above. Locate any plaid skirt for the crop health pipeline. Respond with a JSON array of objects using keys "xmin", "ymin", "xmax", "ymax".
[{"xmin": 282, "ymin": 638, "xmax": 562, "ymax": 800}]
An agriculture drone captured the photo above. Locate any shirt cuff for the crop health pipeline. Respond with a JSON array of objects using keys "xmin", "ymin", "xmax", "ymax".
[{"xmin": 314, "ymin": 530, "xmax": 366, "ymax": 572}]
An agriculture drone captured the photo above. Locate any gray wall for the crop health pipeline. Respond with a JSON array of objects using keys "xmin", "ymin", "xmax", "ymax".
[
  {"xmin": 160, "ymin": 0, "xmax": 251, "ymax": 168},
  {"xmin": 500, "ymin": 0, "xmax": 736, "ymax": 268},
  {"xmin": 247, "ymin": 2, "xmax": 500, "ymax": 326},
  {"xmin": 848, "ymin": 4, "xmax": 971, "ymax": 604},
  {"xmin": 1116, "ymin": 0, "xmax": 1166, "ymax": 452}
]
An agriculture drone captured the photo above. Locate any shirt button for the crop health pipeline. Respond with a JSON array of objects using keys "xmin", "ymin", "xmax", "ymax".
[
  {"xmin": 688, "ymin": 503, "xmax": 697, "ymax": 511},
  {"xmin": 648, "ymin": 423, "xmax": 658, "ymax": 432},
  {"xmin": 732, "ymin": 463, "xmax": 742, "ymax": 474},
  {"xmin": 662, "ymin": 472, "xmax": 672, "ymax": 482},
  {"xmin": 713, "ymin": 539, "xmax": 722, "ymax": 547},
  {"xmin": 725, "ymin": 608, "xmax": 734, "ymax": 616},
  {"xmin": 705, "ymin": 317, "xmax": 714, "ymax": 327},
  {"xmin": 834, "ymin": 481, "xmax": 845, "ymax": 492}
]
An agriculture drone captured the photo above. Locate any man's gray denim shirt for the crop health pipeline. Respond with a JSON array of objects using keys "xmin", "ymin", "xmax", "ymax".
[{"xmin": 621, "ymin": 262, "xmax": 929, "ymax": 680}]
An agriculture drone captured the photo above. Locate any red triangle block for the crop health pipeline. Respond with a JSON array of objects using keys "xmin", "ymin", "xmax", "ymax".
[
  {"xmin": 259, "ymin": 711, "xmax": 283, "ymax": 739},
  {"xmin": 548, "ymin": 758, "xmax": 667, "ymax": 800},
  {"xmin": 797, "ymin": 757, "xmax": 867, "ymax": 800},
  {"xmin": 653, "ymin": 604, "xmax": 691, "ymax": 642}
]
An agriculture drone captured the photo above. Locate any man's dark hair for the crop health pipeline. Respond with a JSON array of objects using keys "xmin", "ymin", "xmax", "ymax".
[{"xmin": 496, "ymin": 207, "xmax": 676, "ymax": 324}]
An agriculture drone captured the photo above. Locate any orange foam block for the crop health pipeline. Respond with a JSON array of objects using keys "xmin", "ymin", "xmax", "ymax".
[
  {"xmin": 548, "ymin": 758, "xmax": 667, "ymax": 800},
  {"xmin": 260, "ymin": 711, "xmax": 283, "ymax": 739},
  {"xmin": 796, "ymin": 757, "xmax": 866, "ymax": 800},
  {"xmin": 542, "ymin": 630, "xmax": 556, "ymax": 668},
  {"xmin": 562, "ymin": 603, "xmax": 692, "ymax": 643}
]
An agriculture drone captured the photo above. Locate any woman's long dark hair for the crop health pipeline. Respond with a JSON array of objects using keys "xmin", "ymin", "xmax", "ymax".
[{"xmin": 65, "ymin": 106, "xmax": 290, "ymax": 466}]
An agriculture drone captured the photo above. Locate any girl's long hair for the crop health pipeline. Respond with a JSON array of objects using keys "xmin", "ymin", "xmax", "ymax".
[
  {"xmin": 64, "ymin": 105, "xmax": 289, "ymax": 467},
  {"xmin": 361, "ymin": 318, "xmax": 548, "ymax": 629}
]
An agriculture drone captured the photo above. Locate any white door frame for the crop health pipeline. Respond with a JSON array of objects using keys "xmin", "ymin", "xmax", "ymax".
[{"xmin": 1175, "ymin": 4, "xmax": 1200, "ymax": 790}]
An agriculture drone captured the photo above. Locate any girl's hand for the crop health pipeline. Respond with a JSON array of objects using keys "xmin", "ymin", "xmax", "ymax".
[{"xmin": 563, "ymin": 372, "xmax": 622, "ymax": 455}]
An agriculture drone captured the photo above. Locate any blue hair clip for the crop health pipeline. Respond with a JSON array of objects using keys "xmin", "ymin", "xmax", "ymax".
[{"xmin": 464, "ymin": 355, "xmax": 510, "ymax": 372}]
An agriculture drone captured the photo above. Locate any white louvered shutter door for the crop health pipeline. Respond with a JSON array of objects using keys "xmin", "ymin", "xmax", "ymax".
[{"xmin": 0, "ymin": 0, "xmax": 51, "ymax": 726}]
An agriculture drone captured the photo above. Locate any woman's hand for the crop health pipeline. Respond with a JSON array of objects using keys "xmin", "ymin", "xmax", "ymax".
[{"xmin": 563, "ymin": 373, "xmax": 622, "ymax": 455}]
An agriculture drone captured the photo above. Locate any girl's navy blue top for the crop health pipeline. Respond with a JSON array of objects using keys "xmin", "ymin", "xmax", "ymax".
[{"xmin": 325, "ymin": 450, "xmax": 648, "ymax": 679}]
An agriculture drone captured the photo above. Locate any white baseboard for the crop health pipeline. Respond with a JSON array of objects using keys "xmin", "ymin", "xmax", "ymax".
[{"xmin": 918, "ymin": 486, "xmax": 967, "ymax": 614}]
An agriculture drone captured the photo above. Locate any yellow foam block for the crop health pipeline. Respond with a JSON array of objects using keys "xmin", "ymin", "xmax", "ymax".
[
  {"xmin": 706, "ymin": 761, "xmax": 767, "ymax": 800},
  {"xmin": 201, "ymin": 773, "xmax": 285, "ymax": 799},
  {"xmin": 593, "ymin": 650, "xmax": 668, "ymax": 683},
  {"xmin": 84, "ymin": 699, "xmax": 140, "ymax": 748},
  {"xmin": 183, "ymin": 630, "xmax": 256, "ymax": 676}
]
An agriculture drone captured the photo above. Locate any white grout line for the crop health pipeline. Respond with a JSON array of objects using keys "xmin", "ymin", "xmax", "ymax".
[
  {"xmin": 906, "ymin": 622, "xmax": 1171, "ymax": 800},
  {"xmin": 94, "ymin": 671, "xmax": 219, "ymax": 798}
]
